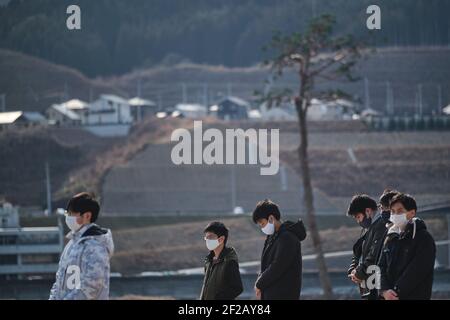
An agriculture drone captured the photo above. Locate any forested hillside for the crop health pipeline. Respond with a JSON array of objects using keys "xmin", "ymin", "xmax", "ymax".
[{"xmin": 1, "ymin": 0, "xmax": 449, "ymax": 76}]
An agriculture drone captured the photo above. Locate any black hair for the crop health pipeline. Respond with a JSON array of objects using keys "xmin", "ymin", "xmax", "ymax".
[
  {"xmin": 204, "ymin": 221, "xmax": 229, "ymax": 245},
  {"xmin": 252, "ymin": 199, "xmax": 281, "ymax": 223},
  {"xmin": 66, "ymin": 192, "xmax": 100, "ymax": 223},
  {"xmin": 347, "ymin": 194, "xmax": 378, "ymax": 217},
  {"xmin": 379, "ymin": 189, "xmax": 400, "ymax": 209},
  {"xmin": 390, "ymin": 193, "xmax": 417, "ymax": 212}
]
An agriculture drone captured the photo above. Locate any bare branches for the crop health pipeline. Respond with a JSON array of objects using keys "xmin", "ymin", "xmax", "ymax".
[{"xmin": 259, "ymin": 14, "xmax": 364, "ymax": 108}]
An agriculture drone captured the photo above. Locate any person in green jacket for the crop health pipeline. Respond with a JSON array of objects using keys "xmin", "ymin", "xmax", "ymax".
[{"xmin": 200, "ymin": 222, "xmax": 243, "ymax": 300}]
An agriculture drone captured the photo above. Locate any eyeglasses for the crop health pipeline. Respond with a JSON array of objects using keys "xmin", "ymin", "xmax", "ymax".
[{"xmin": 64, "ymin": 210, "xmax": 81, "ymax": 217}]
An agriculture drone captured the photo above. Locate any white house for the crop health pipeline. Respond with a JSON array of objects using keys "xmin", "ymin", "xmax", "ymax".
[
  {"xmin": 308, "ymin": 98, "xmax": 356, "ymax": 121},
  {"xmin": 175, "ymin": 103, "xmax": 207, "ymax": 119},
  {"xmin": 129, "ymin": 97, "xmax": 158, "ymax": 122},
  {"xmin": 81, "ymin": 95, "xmax": 133, "ymax": 137},
  {"xmin": 259, "ymin": 101, "xmax": 297, "ymax": 121},
  {"xmin": 209, "ymin": 96, "xmax": 250, "ymax": 120},
  {"xmin": 0, "ymin": 111, "xmax": 47, "ymax": 131},
  {"xmin": 61, "ymin": 99, "xmax": 89, "ymax": 124},
  {"xmin": 87, "ymin": 94, "xmax": 132, "ymax": 125},
  {"xmin": 47, "ymin": 103, "xmax": 81, "ymax": 126},
  {"xmin": 443, "ymin": 104, "xmax": 450, "ymax": 115}
]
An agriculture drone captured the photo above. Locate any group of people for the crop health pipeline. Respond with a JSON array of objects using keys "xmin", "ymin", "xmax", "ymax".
[
  {"xmin": 346, "ymin": 190, "xmax": 436, "ymax": 300},
  {"xmin": 200, "ymin": 199, "xmax": 306, "ymax": 300},
  {"xmin": 49, "ymin": 191, "xmax": 436, "ymax": 300}
]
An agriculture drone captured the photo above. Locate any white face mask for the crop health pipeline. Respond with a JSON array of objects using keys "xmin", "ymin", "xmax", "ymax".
[
  {"xmin": 390, "ymin": 213, "xmax": 408, "ymax": 228},
  {"xmin": 261, "ymin": 219, "xmax": 275, "ymax": 235},
  {"xmin": 65, "ymin": 215, "xmax": 82, "ymax": 232},
  {"xmin": 205, "ymin": 238, "xmax": 220, "ymax": 251}
]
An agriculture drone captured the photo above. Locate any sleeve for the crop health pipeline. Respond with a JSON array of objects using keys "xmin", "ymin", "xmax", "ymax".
[
  {"xmin": 348, "ymin": 236, "xmax": 364, "ymax": 275},
  {"xmin": 347, "ymin": 254, "xmax": 360, "ymax": 275},
  {"xmin": 62, "ymin": 243, "xmax": 109, "ymax": 300},
  {"xmin": 378, "ymin": 245, "xmax": 392, "ymax": 293},
  {"xmin": 296, "ymin": 219, "xmax": 307, "ymax": 242},
  {"xmin": 255, "ymin": 234, "xmax": 297, "ymax": 290},
  {"xmin": 49, "ymin": 242, "xmax": 70, "ymax": 300},
  {"xmin": 49, "ymin": 264, "xmax": 64, "ymax": 300},
  {"xmin": 355, "ymin": 225, "xmax": 386, "ymax": 280},
  {"xmin": 216, "ymin": 260, "xmax": 243, "ymax": 300},
  {"xmin": 394, "ymin": 232, "xmax": 436, "ymax": 299}
]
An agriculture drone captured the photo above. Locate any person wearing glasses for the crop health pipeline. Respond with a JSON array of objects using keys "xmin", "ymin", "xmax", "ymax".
[
  {"xmin": 200, "ymin": 221, "xmax": 243, "ymax": 300},
  {"xmin": 49, "ymin": 192, "xmax": 114, "ymax": 300}
]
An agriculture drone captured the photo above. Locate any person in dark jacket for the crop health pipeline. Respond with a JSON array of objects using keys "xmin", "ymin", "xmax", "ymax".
[
  {"xmin": 379, "ymin": 193, "xmax": 436, "ymax": 300},
  {"xmin": 200, "ymin": 222, "xmax": 243, "ymax": 300},
  {"xmin": 347, "ymin": 189, "xmax": 400, "ymax": 280},
  {"xmin": 346, "ymin": 194, "xmax": 390, "ymax": 299},
  {"xmin": 379, "ymin": 189, "xmax": 400, "ymax": 221},
  {"xmin": 252, "ymin": 199, "xmax": 307, "ymax": 300}
]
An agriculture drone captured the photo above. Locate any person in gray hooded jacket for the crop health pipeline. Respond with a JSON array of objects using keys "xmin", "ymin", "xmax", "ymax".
[{"xmin": 49, "ymin": 192, "xmax": 114, "ymax": 300}]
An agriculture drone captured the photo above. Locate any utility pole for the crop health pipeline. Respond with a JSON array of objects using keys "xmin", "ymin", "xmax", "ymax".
[
  {"xmin": 230, "ymin": 164, "xmax": 236, "ymax": 212},
  {"xmin": 280, "ymin": 165, "xmax": 288, "ymax": 191},
  {"xmin": 437, "ymin": 84, "xmax": 442, "ymax": 115},
  {"xmin": 64, "ymin": 82, "xmax": 69, "ymax": 101},
  {"xmin": 203, "ymin": 83, "xmax": 208, "ymax": 107},
  {"xmin": 364, "ymin": 78, "xmax": 370, "ymax": 110},
  {"xmin": 386, "ymin": 81, "xmax": 394, "ymax": 115},
  {"xmin": 227, "ymin": 83, "xmax": 232, "ymax": 97},
  {"xmin": 0, "ymin": 94, "xmax": 5, "ymax": 112},
  {"xmin": 182, "ymin": 83, "xmax": 187, "ymax": 103},
  {"xmin": 137, "ymin": 78, "xmax": 142, "ymax": 98},
  {"xmin": 158, "ymin": 92, "xmax": 163, "ymax": 111},
  {"xmin": 418, "ymin": 84, "xmax": 423, "ymax": 116},
  {"xmin": 386, "ymin": 81, "xmax": 390, "ymax": 115},
  {"xmin": 45, "ymin": 162, "xmax": 52, "ymax": 216}
]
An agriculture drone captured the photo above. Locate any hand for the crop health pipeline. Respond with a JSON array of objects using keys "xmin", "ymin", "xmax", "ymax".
[
  {"xmin": 349, "ymin": 270, "xmax": 362, "ymax": 284},
  {"xmin": 382, "ymin": 289, "xmax": 399, "ymax": 300},
  {"xmin": 254, "ymin": 287, "xmax": 261, "ymax": 300}
]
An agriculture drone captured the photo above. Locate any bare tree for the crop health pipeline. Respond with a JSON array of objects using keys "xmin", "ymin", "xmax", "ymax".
[{"xmin": 259, "ymin": 14, "xmax": 363, "ymax": 299}]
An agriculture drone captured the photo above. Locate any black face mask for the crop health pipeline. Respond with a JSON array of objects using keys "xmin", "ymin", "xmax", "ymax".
[
  {"xmin": 358, "ymin": 215, "xmax": 372, "ymax": 229},
  {"xmin": 381, "ymin": 210, "xmax": 391, "ymax": 220}
]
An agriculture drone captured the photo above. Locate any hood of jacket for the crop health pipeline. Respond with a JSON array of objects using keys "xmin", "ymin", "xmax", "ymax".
[
  {"xmin": 80, "ymin": 224, "xmax": 114, "ymax": 257},
  {"xmin": 279, "ymin": 219, "xmax": 307, "ymax": 242}
]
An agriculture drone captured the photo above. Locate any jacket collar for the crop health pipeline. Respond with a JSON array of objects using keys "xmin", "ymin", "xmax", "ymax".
[
  {"xmin": 262, "ymin": 228, "xmax": 282, "ymax": 258},
  {"xmin": 206, "ymin": 246, "xmax": 229, "ymax": 263},
  {"xmin": 371, "ymin": 210, "xmax": 382, "ymax": 224},
  {"xmin": 66, "ymin": 223, "xmax": 94, "ymax": 240}
]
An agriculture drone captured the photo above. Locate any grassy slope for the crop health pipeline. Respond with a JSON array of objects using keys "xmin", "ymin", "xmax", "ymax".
[{"xmin": 0, "ymin": 49, "xmax": 123, "ymax": 113}]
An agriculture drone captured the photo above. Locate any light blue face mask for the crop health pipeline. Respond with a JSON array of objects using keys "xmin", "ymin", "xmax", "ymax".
[
  {"xmin": 261, "ymin": 218, "xmax": 275, "ymax": 235},
  {"xmin": 390, "ymin": 213, "xmax": 408, "ymax": 227},
  {"xmin": 65, "ymin": 215, "xmax": 82, "ymax": 232},
  {"xmin": 205, "ymin": 238, "xmax": 220, "ymax": 251}
]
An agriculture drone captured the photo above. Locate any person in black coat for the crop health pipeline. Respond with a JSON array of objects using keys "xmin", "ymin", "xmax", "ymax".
[
  {"xmin": 346, "ymin": 194, "xmax": 390, "ymax": 299},
  {"xmin": 200, "ymin": 222, "xmax": 243, "ymax": 300},
  {"xmin": 252, "ymin": 199, "xmax": 307, "ymax": 300},
  {"xmin": 379, "ymin": 193, "xmax": 436, "ymax": 300}
]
